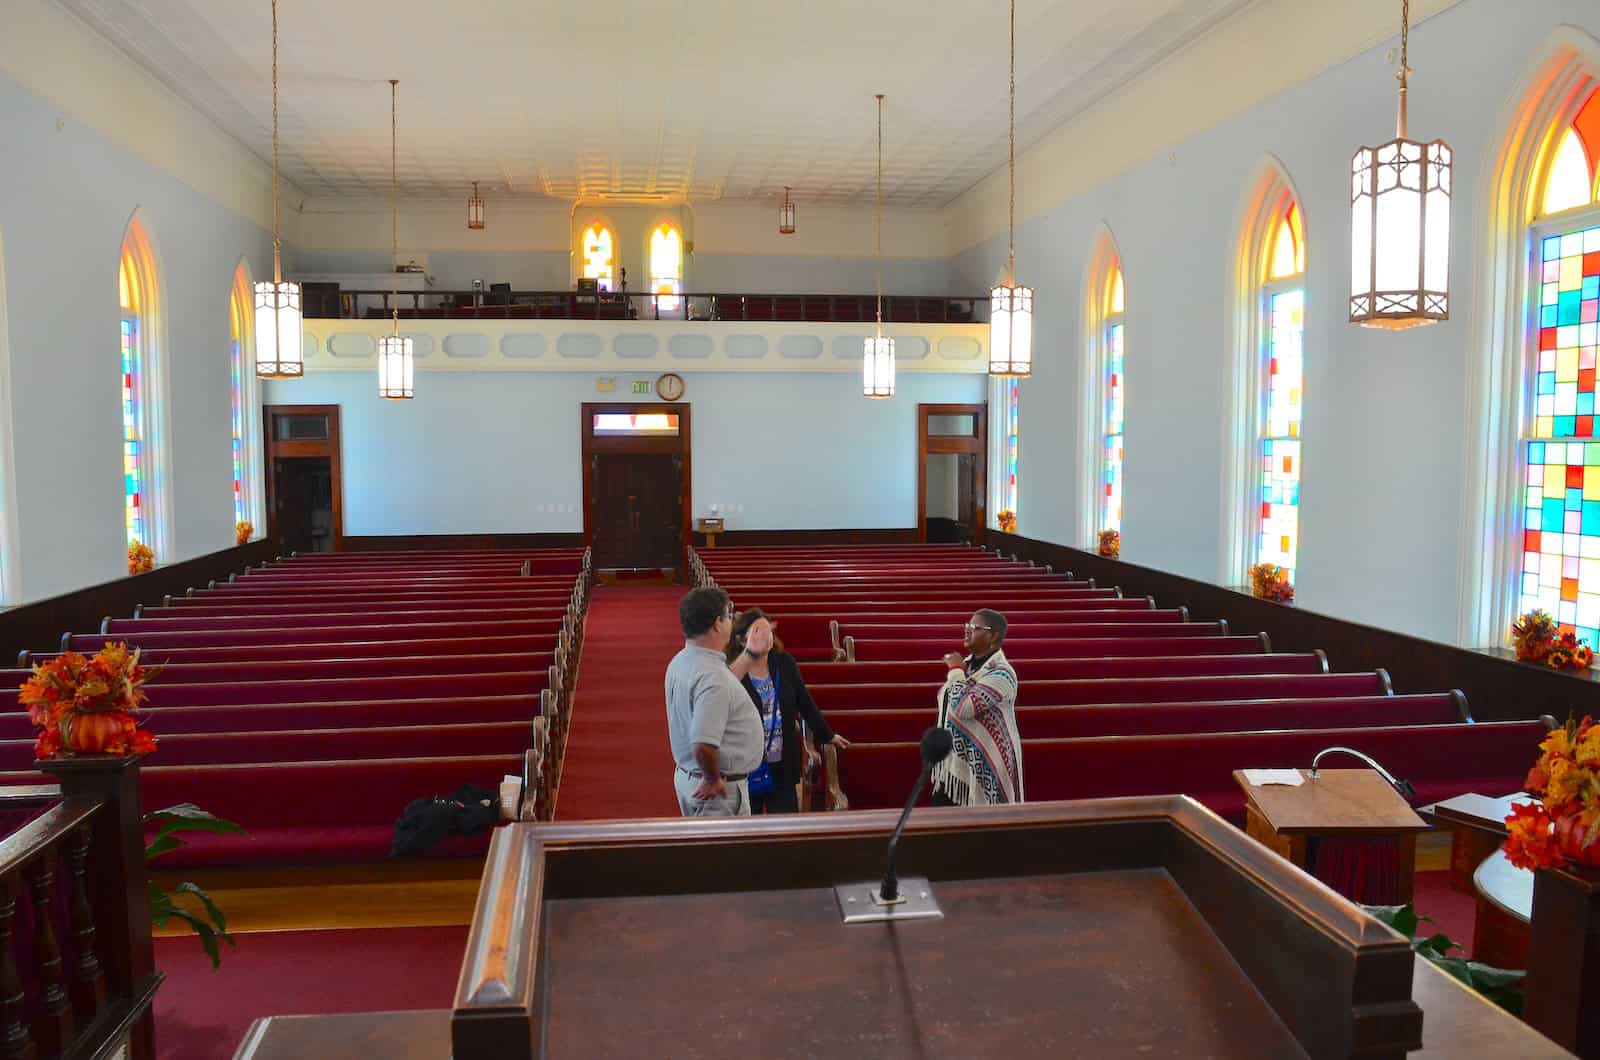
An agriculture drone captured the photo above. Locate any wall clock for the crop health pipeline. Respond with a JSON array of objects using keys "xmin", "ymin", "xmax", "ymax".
[{"xmin": 655, "ymin": 372, "xmax": 686, "ymax": 401}]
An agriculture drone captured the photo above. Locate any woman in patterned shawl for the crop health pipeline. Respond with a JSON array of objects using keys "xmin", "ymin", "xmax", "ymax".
[{"xmin": 931, "ymin": 609, "xmax": 1023, "ymax": 806}]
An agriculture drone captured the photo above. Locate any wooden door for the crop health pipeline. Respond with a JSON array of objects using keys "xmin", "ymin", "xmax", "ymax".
[
  {"xmin": 917, "ymin": 403, "xmax": 987, "ymax": 545},
  {"xmin": 591, "ymin": 453, "xmax": 684, "ymax": 569},
  {"xmin": 582, "ymin": 402, "xmax": 692, "ymax": 573},
  {"xmin": 264, "ymin": 405, "xmax": 344, "ymax": 554}
]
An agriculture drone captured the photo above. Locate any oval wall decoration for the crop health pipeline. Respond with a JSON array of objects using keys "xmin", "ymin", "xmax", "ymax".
[
  {"xmin": 937, "ymin": 336, "xmax": 983, "ymax": 361},
  {"xmin": 405, "ymin": 333, "xmax": 435, "ymax": 358},
  {"xmin": 669, "ymin": 334, "xmax": 713, "ymax": 359},
  {"xmin": 898, "ymin": 336, "xmax": 930, "ymax": 361},
  {"xmin": 779, "ymin": 335, "xmax": 824, "ymax": 360},
  {"xmin": 725, "ymin": 334, "xmax": 769, "ymax": 359},
  {"xmin": 614, "ymin": 334, "xmax": 660, "ymax": 359},
  {"xmin": 831, "ymin": 336, "xmax": 866, "ymax": 360},
  {"xmin": 557, "ymin": 333, "xmax": 603, "ymax": 359},
  {"xmin": 443, "ymin": 333, "xmax": 490, "ymax": 359},
  {"xmin": 500, "ymin": 333, "xmax": 547, "ymax": 359},
  {"xmin": 327, "ymin": 333, "xmax": 376, "ymax": 359}
]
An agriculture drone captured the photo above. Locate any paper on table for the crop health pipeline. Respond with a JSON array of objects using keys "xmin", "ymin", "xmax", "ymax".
[{"xmin": 1242, "ymin": 768, "xmax": 1305, "ymax": 787}]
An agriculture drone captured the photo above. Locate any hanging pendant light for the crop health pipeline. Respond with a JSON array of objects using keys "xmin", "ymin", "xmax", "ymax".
[
  {"xmin": 378, "ymin": 79, "xmax": 415, "ymax": 400},
  {"xmin": 778, "ymin": 186, "xmax": 796, "ymax": 235},
  {"xmin": 467, "ymin": 181, "xmax": 485, "ymax": 230},
  {"xmin": 254, "ymin": 0, "xmax": 303, "ymax": 380},
  {"xmin": 989, "ymin": 0, "xmax": 1033, "ymax": 377},
  {"xmin": 864, "ymin": 95, "xmax": 895, "ymax": 400},
  {"xmin": 1350, "ymin": 0, "xmax": 1451, "ymax": 329}
]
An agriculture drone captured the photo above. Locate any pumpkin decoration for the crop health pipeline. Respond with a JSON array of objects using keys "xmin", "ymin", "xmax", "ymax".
[{"xmin": 19, "ymin": 643, "xmax": 158, "ymax": 760}]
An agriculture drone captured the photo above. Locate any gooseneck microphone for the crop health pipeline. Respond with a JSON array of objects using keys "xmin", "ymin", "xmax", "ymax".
[
  {"xmin": 880, "ymin": 727, "xmax": 955, "ymax": 904},
  {"xmin": 1308, "ymin": 746, "xmax": 1415, "ymax": 801}
]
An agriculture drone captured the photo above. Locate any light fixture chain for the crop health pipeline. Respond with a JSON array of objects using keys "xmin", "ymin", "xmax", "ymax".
[
  {"xmin": 1008, "ymin": 0, "xmax": 1016, "ymax": 285},
  {"xmin": 270, "ymin": 0, "xmax": 281, "ymax": 283},
  {"xmin": 1400, "ymin": 0, "xmax": 1409, "ymax": 81},
  {"xmin": 390, "ymin": 79, "xmax": 398, "ymax": 337},
  {"xmin": 875, "ymin": 94, "xmax": 884, "ymax": 333}
]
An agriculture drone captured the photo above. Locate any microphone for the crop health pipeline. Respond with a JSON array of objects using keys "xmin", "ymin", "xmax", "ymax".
[
  {"xmin": 879, "ymin": 727, "xmax": 954, "ymax": 904},
  {"xmin": 1308, "ymin": 746, "xmax": 1415, "ymax": 801}
]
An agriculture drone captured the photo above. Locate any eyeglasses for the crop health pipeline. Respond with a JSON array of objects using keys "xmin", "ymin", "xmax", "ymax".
[
  {"xmin": 723, "ymin": 610, "xmax": 736, "ymax": 620},
  {"xmin": 963, "ymin": 623, "xmax": 994, "ymax": 632}
]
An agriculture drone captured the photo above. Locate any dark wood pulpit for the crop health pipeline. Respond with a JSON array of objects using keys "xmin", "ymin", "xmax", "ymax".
[{"xmin": 236, "ymin": 798, "xmax": 1570, "ymax": 1059}]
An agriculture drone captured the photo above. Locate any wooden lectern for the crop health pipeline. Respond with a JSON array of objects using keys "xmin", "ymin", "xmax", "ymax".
[
  {"xmin": 235, "ymin": 798, "xmax": 1568, "ymax": 1060},
  {"xmin": 1235, "ymin": 768, "xmax": 1430, "ymax": 904}
]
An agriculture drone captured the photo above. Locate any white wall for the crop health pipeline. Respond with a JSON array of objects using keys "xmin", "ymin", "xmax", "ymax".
[
  {"xmin": 950, "ymin": 0, "xmax": 1600, "ymax": 644},
  {"xmin": 267, "ymin": 370, "xmax": 984, "ymax": 534},
  {"xmin": 0, "ymin": 63, "xmax": 274, "ymax": 603}
]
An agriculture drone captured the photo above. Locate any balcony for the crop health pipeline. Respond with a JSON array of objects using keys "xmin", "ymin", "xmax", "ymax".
[{"xmin": 296, "ymin": 289, "xmax": 992, "ymax": 376}]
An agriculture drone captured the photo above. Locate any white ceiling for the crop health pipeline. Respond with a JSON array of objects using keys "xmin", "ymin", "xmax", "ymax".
[{"xmin": 58, "ymin": 0, "xmax": 1253, "ymax": 206}]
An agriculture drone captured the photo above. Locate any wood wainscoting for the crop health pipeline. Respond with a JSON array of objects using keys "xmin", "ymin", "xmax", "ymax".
[{"xmin": 986, "ymin": 529, "xmax": 1591, "ymax": 724}]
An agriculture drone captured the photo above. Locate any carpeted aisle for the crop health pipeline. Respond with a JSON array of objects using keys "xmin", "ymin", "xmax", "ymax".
[{"xmin": 556, "ymin": 584, "xmax": 685, "ymax": 819}]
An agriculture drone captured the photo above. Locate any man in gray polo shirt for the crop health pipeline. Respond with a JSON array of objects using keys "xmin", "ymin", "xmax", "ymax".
[{"xmin": 666, "ymin": 587, "xmax": 763, "ymax": 816}]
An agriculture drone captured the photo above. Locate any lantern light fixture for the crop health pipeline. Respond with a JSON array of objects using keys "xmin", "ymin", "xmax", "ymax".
[
  {"xmin": 1349, "ymin": 0, "xmax": 1451, "ymax": 329},
  {"xmin": 779, "ymin": 186, "xmax": 796, "ymax": 235},
  {"xmin": 378, "ymin": 79, "xmax": 415, "ymax": 400},
  {"xmin": 467, "ymin": 181, "xmax": 485, "ymax": 231},
  {"xmin": 989, "ymin": 0, "xmax": 1033, "ymax": 377},
  {"xmin": 253, "ymin": 0, "xmax": 303, "ymax": 380},
  {"xmin": 864, "ymin": 95, "xmax": 895, "ymax": 400}
]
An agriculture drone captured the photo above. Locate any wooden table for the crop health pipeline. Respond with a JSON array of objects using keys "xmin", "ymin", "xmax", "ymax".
[
  {"xmin": 1473, "ymin": 847, "xmax": 1533, "ymax": 968},
  {"xmin": 1235, "ymin": 768, "xmax": 1430, "ymax": 902},
  {"xmin": 234, "ymin": 798, "xmax": 1572, "ymax": 1059},
  {"xmin": 1417, "ymin": 792, "xmax": 1532, "ymax": 893}
]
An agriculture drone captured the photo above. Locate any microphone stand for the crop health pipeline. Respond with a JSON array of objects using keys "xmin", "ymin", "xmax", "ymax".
[
  {"xmin": 880, "ymin": 761, "xmax": 934, "ymax": 904},
  {"xmin": 1308, "ymin": 746, "xmax": 1415, "ymax": 800}
]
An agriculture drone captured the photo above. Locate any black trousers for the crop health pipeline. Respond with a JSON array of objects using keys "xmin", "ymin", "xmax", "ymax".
[
  {"xmin": 931, "ymin": 791, "xmax": 957, "ymax": 807},
  {"xmin": 750, "ymin": 774, "xmax": 800, "ymax": 814}
]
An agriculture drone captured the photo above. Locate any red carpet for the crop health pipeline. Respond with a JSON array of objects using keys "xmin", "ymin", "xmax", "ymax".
[
  {"xmin": 1412, "ymin": 869, "xmax": 1479, "ymax": 957},
  {"xmin": 556, "ymin": 584, "xmax": 684, "ymax": 819},
  {"xmin": 154, "ymin": 924, "xmax": 467, "ymax": 1059}
]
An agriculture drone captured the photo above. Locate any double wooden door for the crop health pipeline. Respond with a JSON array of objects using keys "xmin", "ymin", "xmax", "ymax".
[{"xmin": 590, "ymin": 453, "xmax": 684, "ymax": 570}]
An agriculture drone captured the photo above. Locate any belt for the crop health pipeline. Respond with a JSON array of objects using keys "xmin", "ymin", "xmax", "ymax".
[{"xmin": 678, "ymin": 766, "xmax": 748, "ymax": 781}]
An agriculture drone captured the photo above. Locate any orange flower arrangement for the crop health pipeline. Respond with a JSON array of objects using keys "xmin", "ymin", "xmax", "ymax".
[
  {"xmin": 1510, "ymin": 609, "xmax": 1593, "ymax": 670},
  {"xmin": 128, "ymin": 540, "xmax": 154, "ymax": 575},
  {"xmin": 1249, "ymin": 562, "xmax": 1294, "ymax": 604},
  {"xmin": 18, "ymin": 643, "xmax": 158, "ymax": 759},
  {"xmin": 1505, "ymin": 715, "xmax": 1600, "ymax": 871},
  {"xmin": 1097, "ymin": 529, "xmax": 1121, "ymax": 559},
  {"xmin": 996, "ymin": 510, "xmax": 1017, "ymax": 533},
  {"xmin": 235, "ymin": 521, "xmax": 254, "ymax": 546}
]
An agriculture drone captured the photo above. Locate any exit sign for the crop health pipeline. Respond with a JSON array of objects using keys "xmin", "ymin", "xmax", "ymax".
[{"xmin": 631, "ymin": 380, "xmax": 652, "ymax": 394}]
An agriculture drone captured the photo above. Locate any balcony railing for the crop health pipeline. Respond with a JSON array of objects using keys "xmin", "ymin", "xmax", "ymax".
[{"xmin": 308, "ymin": 289, "xmax": 989, "ymax": 325}]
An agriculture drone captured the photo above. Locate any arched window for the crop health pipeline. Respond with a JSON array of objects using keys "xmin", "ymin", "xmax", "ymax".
[
  {"xmin": 229, "ymin": 262, "xmax": 263, "ymax": 536},
  {"xmin": 1223, "ymin": 162, "xmax": 1307, "ymax": 588},
  {"xmin": 581, "ymin": 223, "xmax": 615, "ymax": 291},
  {"xmin": 998, "ymin": 377, "xmax": 1019, "ymax": 520},
  {"xmin": 1259, "ymin": 201, "xmax": 1306, "ymax": 583},
  {"xmin": 1082, "ymin": 230, "xmax": 1125, "ymax": 544},
  {"xmin": 118, "ymin": 215, "xmax": 169, "ymax": 562},
  {"xmin": 0, "ymin": 226, "xmax": 16, "ymax": 604},
  {"xmin": 1520, "ymin": 87, "xmax": 1600, "ymax": 646},
  {"xmin": 649, "ymin": 224, "xmax": 683, "ymax": 313}
]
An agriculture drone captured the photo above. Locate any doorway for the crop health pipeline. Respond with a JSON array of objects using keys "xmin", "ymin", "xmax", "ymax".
[
  {"xmin": 264, "ymin": 405, "xmax": 343, "ymax": 554},
  {"xmin": 582, "ymin": 403, "xmax": 691, "ymax": 572},
  {"xmin": 917, "ymin": 403, "xmax": 987, "ymax": 545}
]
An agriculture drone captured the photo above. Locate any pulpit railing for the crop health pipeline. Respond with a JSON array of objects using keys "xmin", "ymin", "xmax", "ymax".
[{"xmin": 0, "ymin": 758, "xmax": 159, "ymax": 1060}]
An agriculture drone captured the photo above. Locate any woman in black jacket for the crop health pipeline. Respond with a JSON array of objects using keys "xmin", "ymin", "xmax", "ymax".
[{"xmin": 727, "ymin": 609, "xmax": 850, "ymax": 814}]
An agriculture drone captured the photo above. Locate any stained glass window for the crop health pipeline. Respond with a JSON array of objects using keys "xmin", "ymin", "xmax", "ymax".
[
  {"xmin": 581, "ymin": 224, "xmax": 615, "ymax": 291},
  {"xmin": 1258, "ymin": 204, "xmax": 1304, "ymax": 582},
  {"xmin": 1520, "ymin": 223, "xmax": 1600, "ymax": 645},
  {"xmin": 229, "ymin": 268, "xmax": 254, "ymax": 532},
  {"xmin": 1102, "ymin": 267, "xmax": 1125, "ymax": 532},
  {"xmin": 650, "ymin": 225, "xmax": 683, "ymax": 312},
  {"xmin": 1003, "ymin": 378, "xmax": 1019, "ymax": 517},
  {"xmin": 119, "ymin": 314, "xmax": 144, "ymax": 548},
  {"xmin": 1542, "ymin": 90, "xmax": 1600, "ymax": 217}
]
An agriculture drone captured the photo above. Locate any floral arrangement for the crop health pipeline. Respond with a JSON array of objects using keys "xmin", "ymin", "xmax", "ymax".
[
  {"xmin": 1098, "ymin": 529, "xmax": 1121, "ymax": 559},
  {"xmin": 996, "ymin": 510, "xmax": 1017, "ymax": 533},
  {"xmin": 1249, "ymin": 562, "xmax": 1294, "ymax": 604},
  {"xmin": 235, "ymin": 521, "xmax": 253, "ymax": 546},
  {"xmin": 18, "ymin": 643, "xmax": 158, "ymax": 759},
  {"xmin": 1511, "ymin": 609, "xmax": 1593, "ymax": 670},
  {"xmin": 1505, "ymin": 715, "xmax": 1600, "ymax": 871},
  {"xmin": 128, "ymin": 540, "xmax": 154, "ymax": 575}
]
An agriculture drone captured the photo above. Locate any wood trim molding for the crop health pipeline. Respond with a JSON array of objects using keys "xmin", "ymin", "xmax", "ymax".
[
  {"xmin": 917, "ymin": 403, "xmax": 988, "ymax": 546},
  {"xmin": 579, "ymin": 402, "xmax": 692, "ymax": 569},
  {"xmin": 263, "ymin": 404, "xmax": 345, "ymax": 554}
]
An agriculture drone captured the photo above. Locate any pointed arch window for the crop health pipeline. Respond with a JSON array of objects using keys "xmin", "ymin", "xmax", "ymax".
[
  {"xmin": 1002, "ymin": 378, "xmax": 1019, "ymax": 518},
  {"xmin": 581, "ymin": 223, "xmax": 616, "ymax": 291},
  {"xmin": 1101, "ymin": 267, "xmax": 1126, "ymax": 533},
  {"xmin": 1520, "ymin": 88, "xmax": 1600, "ymax": 647},
  {"xmin": 229, "ymin": 264, "xmax": 262, "ymax": 535},
  {"xmin": 1259, "ymin": 202, "xmax": 1306, "ymax": 583},
  {"xmin": 650, "ymin": 224, "xmax": 683, "ymax": 314},
  {"xmin": 118, "ymin": 219, "xmax": 169, "ymax": 560}
]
